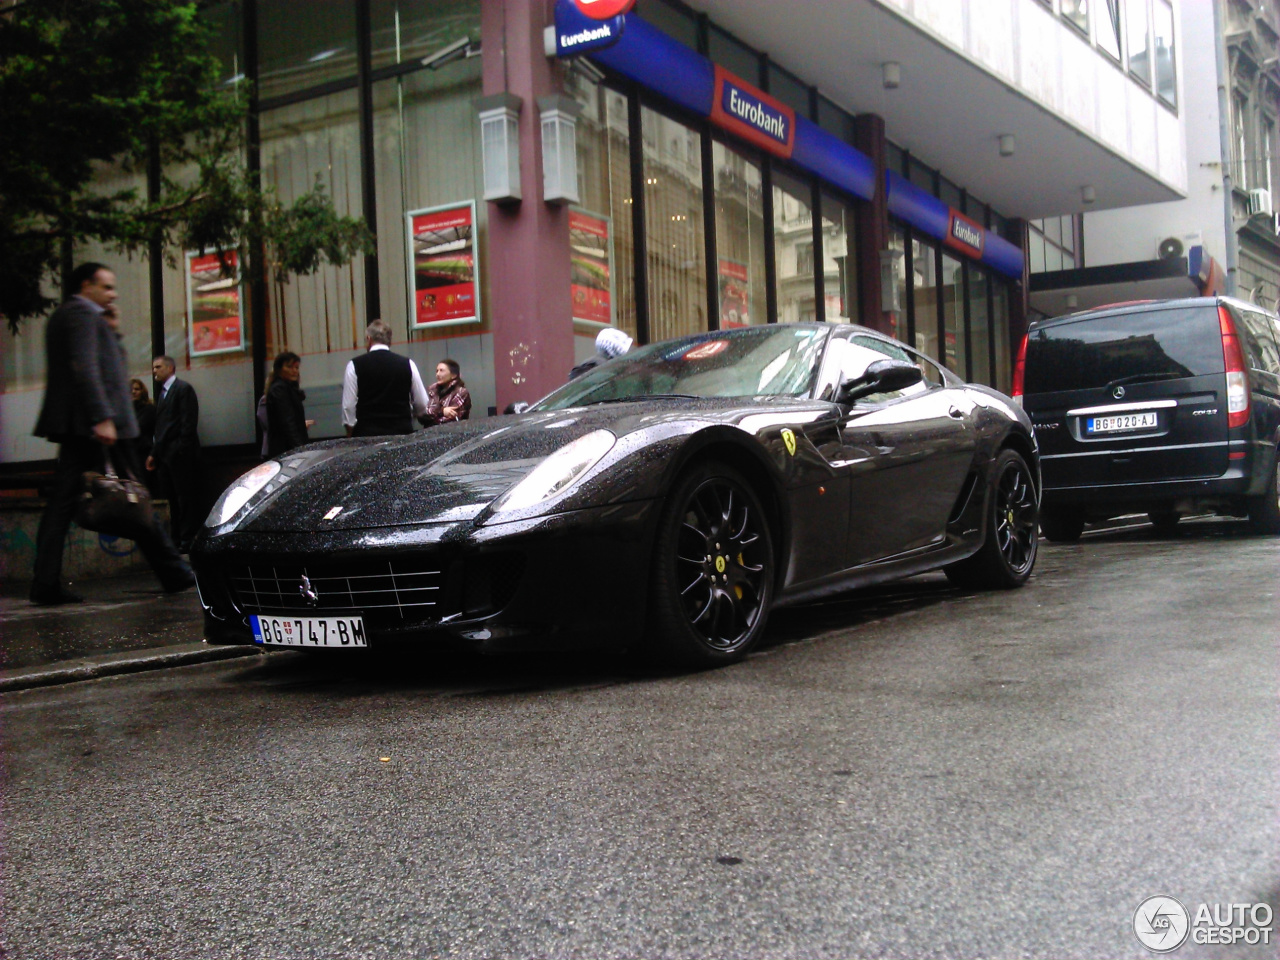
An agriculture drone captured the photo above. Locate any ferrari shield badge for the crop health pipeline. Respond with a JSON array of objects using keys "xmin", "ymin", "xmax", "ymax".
[{"xmin": 781, "ymin": 428, "xmax": 797, "ymax": 457}]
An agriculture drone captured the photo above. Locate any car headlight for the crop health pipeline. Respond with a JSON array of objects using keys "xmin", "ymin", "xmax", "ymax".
[
  {"xmin": 490, "ymin": 429, "xmax": 616, "ymax": 514},
  {"xmin": 205, "ymin": 460, "xmax": 281, "ymax": 529}
]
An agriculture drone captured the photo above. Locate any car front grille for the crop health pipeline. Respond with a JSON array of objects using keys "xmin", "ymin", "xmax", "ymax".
[{"xmin": 227, "ymin": 559, "xmax": 443, "ymax": 623}]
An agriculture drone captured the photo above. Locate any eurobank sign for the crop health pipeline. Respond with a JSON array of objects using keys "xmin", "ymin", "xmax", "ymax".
[{"xmin": 550, "ymin": 0, "xmax": 1024, "ymax": 280}]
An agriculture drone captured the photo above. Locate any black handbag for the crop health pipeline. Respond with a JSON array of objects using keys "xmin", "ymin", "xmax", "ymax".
[{"xmin": 76, "ymin": 449, "xmax": 153, "ymax": 537}]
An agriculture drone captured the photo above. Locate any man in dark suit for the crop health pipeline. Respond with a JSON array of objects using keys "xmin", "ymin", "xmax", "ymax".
[
  {"xmin": 146, "ymin": 355, "xmax": 203, "ymax": 552},
  {"xmin": 30, "ymin": 263, "xmax": 193, "ymax": 605},
  {"xmin": 340, "ymin": 320, "xmax": 430, "ymax": 437}
]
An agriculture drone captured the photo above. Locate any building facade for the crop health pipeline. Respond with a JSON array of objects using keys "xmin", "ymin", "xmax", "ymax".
[{"xmin": 1, "ymin": 0, "xmax": 1188, "ymax": 469}]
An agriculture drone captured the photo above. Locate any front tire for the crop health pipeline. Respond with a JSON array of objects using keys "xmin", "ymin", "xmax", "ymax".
[
  {"xmin": 647, "ymin": 461, "xmax": 775, "ymax": 668},
  {"xmin": 1247, "ymin": 459, "xmax": 1280, "ymax": 535},
  {"xmin": 945, "ymin": 449, "xmax": 1039, "ymax": 590}
]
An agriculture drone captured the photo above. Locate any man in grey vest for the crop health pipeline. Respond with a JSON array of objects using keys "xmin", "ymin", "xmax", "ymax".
[
  {"xmin": 30, "ymin": 263, "xmax": 193, "ymax": 604},
  {"xmin": 340, "ymin": 320, "xmax": 430, "ymax": 437}
]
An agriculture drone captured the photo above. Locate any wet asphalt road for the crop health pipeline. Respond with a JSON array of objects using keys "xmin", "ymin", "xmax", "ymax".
[{"xmin": 2, "ymin": 519, "xmax": 1278, "ymax": 959}]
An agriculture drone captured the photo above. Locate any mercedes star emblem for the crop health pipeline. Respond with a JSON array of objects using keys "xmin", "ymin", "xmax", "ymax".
[
  {"xmin": 1112, "ymin": 385, "xmax": 1126, "ymax": 399},
  {"xmin": 299, "ymin": 574, "xmax": 319, "ymax": 607}
]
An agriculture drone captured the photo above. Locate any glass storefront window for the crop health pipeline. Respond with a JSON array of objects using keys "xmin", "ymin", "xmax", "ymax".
[
  {"xmin": 1061, "ymin": 0, "xmax": 1089, "ymax": 35},
  {"xmin": 371, "ymin": 53, "xmax": 485, "ymax": 340},
  {"xmin": 993, "ymin": 281, "xmax": 1011, "ymax": 391},
  {"xmin": 942, "ymin": 252, "xmax": 966, "ymax": 376},
  {"xmin": 818, "ymin": 97, "xmax": 855, "ymax": 144},
  {"xmin": 258, "ymin": 0, "xmax": 356, "ymax": 100},
  {"xmin": 642, "ymin": 105, "xmax": 707, "ymax": 341},
  {"xmin": 968, "ymin": 264, "xmax": 991, "ymax": 386},
  {"xmin": 570, "ymin": 73, "xmax": 636, "ymax": 341},
  {"xmin": 820, "ymin": 194, "xmax": 857, "ymax": 324},
  {"xmin": 709, "ymin": 27, "xmax": 760, "ymax": 84},
  {"xmin": 768, "ymin": 64, "xmax": 810, "ymax": 117},
  {"xmin": 371, "ymin": 0, "xmax": 479, "ymax": 69},
  {"xmin": 1128, "ymin": 0, "xmax": 1152, "ymax": 87},
  {"xmin": 887, "ymin": 227, "xmax": 906, "ymax": 342},
  {"xmin": 205, "ymin": 1, "xmax": 244, "ymax": 87},
  {"xmin": 772, "ymin": 169, "xmax": 816, "ymax": 324},
  {"xmin": 635, "ymin": 0, "xmax": 698, "ymax": 51},
  {"xmin": 713, "ymin": 141, "xmax": 766, "ymax": 328},
  {"xmin": 1154, "ymin": 0, "xmax": 1176, "ymax": 108},
  {"xmin": 913, "ymin": 236, "xmax": 941, "ymax": 361}
]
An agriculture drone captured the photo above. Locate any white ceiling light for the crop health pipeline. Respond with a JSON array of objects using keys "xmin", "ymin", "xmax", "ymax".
[
  {"xmin": 1082, "ymin": 185, "xmax": 1097, "ymax": 204},
  {"xmin": 998, "ymin": 134, "xmax": 1015, "ymax": 157},
  {"xmin": 882, "ymin": 62, "xmax": 901, "ymax": 89}
]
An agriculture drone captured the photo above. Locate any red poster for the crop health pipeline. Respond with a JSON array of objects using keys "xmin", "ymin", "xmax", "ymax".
[
  {"xmin": 718, "ymin": 259, "xmax": 750, "ymax": 328},
  {"xmin": 187, "ymin": 250, "xmax": 243, "ymax": 357},
  {"xmin": 408, "ymin": 202, "xmax": 479, "ymax": 327},
  {"xmin": 570, "ymin": 210, "xmax": 612, "ymax": 326}
]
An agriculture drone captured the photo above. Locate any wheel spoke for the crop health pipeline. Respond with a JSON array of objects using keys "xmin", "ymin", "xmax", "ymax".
[{"xmin": 681, "ymin": 573, "xmax": 709, "ymax": 596}]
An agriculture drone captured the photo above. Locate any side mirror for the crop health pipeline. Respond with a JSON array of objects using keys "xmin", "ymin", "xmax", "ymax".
[
  {"xmin": 503, "ymin": 401, "xmax": 530, "ymax": 415},
  {"xmin": 836, "ymin": 358, "xmax": 923, "ymax": 404}
]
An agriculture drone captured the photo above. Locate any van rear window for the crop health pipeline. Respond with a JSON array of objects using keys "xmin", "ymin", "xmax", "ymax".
[{"xmin": 1024, "ymin": 306, "xmax": 1224, "ymax": 394}]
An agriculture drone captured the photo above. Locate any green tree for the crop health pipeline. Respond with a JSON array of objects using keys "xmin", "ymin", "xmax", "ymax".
[{"xmin": 0, "ymin": 0, "xmax": 373, "ymax": 332}]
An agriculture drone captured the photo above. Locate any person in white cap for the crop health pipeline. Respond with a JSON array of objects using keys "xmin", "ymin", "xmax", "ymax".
[{"xmin": 569, "ymin": 327, "xmax": 634, "ymax": 381}]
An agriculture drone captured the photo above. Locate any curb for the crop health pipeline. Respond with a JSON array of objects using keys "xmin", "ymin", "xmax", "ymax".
[{"xmin": 0, "ymin": 643, "xmax": 266, "ymax": 694}]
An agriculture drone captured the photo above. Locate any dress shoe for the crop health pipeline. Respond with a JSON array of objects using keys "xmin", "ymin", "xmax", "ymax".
[{"xmin": 29, "ymin": 586, "xmax": 85, "ymax": 606}]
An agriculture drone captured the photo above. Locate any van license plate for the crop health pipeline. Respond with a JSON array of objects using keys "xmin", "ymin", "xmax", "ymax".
[
  {"xmin": 250, "ymin": 614, "xmax": 367, "ymax": 648},
  {"xmin": 1086, "ymin": 412, "xmax": 1159, "ymax": 434}
]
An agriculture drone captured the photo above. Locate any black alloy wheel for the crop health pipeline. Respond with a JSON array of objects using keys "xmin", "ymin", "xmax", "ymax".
[
  {"xmin": 648, "ymin": 461, "xmax": 774, "ymax": 666},
  {"xmin": 1247, "ymin": 459, "xmax": 1280, "ymax": 535},
  {"xmin": 945, "ymin": 448, "xmax": 1039, "ymax": 590}
]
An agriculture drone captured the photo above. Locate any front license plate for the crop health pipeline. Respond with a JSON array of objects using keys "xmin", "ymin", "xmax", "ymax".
[
  {"xmin": 250, "ymin": 614, "xmax": 367, "ymax": 648},
  {"xmin": 1086, "ymin": 411, "xmax": 1159, "ymax": 434}
]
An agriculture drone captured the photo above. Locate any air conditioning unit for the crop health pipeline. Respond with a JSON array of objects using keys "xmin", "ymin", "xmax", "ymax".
[
  {"xmin": 1156, "ymin": 232, "xmax": 1202, "ymax": 261},
  {"xmin": 1249, "ymin": 189, "xmax": 1273, "ymax": 217}
]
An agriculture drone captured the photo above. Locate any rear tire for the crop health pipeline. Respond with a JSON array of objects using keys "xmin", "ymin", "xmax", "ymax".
[
  {"xmin": 945, "ymin": 449, "xmax": 1039, "ymax": 590},
  {"xmin": 647, "ymin": 461, "xmax": 775, "ymax": 668},
  {"xmin": 1039, "ymin": 506, "xmax": 1085, "ymax": 542},
  {"xmin": 1148, "ymin": 508, "xmax": 1180, "ymax": 535},
  {"xmin": 1247, "ymin": 460, "xmax": 1280, "ymax": 535}
]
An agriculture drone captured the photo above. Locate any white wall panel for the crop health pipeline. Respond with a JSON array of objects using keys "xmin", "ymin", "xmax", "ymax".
[
  {"xmin": 1097, "ymin": 64, "xmax": 1128, "ymax": 155},
  {"xmin": 914, "ymin": 0, "xmax": 965, "ymax": 48},
  {"xmin": 968, "ymin": 0, "xmax": 1015, "ymax": 82},
  {"xmin": 1018, "ymin": 0, "xmax": 1061, "ymax": 113}
]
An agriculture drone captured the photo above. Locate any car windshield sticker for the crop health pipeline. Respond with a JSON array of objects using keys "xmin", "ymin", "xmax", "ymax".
[
  {"xmin": 683, "ymin": 340, "xmax": 729, "ymax": 361},
  {"xmin": 781, "ymin": 428, "xmax": 797, "ymax": 456}
]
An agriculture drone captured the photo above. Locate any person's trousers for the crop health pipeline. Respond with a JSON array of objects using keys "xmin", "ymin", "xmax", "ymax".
[
  {"xmin": 157, "ymin": 453, "xmax": 204, "ymax": 551},
  {"xmin": 32, "ymin": 437, "xmax": 192, "ymax": 592}
]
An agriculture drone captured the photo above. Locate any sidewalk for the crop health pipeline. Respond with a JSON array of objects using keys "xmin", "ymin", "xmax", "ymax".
[{"xmin": 0, "ymin": 572, "xmax": 262, "ymax": 692}]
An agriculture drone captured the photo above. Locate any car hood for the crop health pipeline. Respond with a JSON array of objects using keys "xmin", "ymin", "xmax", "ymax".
[{"xmin": 239, "ymin": 399, "xmax": 813, "ymax": 532}]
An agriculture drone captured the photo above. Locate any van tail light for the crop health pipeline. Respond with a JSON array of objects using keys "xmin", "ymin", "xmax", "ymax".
[
  {"xmin": 1011, "ymin": 333, "xmax": 1028, "ymax": 406},
  {"xmin": 1218, "ymin": 305, "xmax": 1251, "ymax": 429}
]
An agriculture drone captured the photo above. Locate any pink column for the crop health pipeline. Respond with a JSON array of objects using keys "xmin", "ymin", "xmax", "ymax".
[{"xmin": 482, "ymin": 0, "xmax": 575, "ymax": 410}]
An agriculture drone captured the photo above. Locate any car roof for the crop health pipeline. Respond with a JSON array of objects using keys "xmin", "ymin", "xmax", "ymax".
[{"xmin": 1030, "ymin": 296, "xmax": 1277, "ymax": 331}]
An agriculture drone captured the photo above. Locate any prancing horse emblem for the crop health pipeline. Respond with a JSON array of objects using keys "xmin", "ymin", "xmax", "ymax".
[
  {"xmin": 299, "ymin": 574, "xmax": 319, "ymax": 607},
  {"xmin": 781, "ymin": 428, "xmax": 797, "ymax": 457}
]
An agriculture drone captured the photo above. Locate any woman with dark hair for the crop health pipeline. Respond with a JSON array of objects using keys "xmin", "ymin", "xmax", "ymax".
[
  {"xmin": 130, "ymin": 377, "xmax": 157, "ymax": 490},
  {"xmin": 263, "ymin": 351, "xmax": 315, "ymax": 457},
  {"xmin": 422, "ymin": 358, "xmax": 471, "ymax": 426}
]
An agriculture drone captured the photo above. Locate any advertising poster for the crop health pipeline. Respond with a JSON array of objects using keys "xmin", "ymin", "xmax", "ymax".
[
  {"xmin": 407, "ymin": 201, "xmax": 480, "ymax": 328},
  {"xmin": 185, "ymin": 250, "xmax": 244, "ymax": 357},
  {"xmin": 569, "ymin": 209, "xmax": 612, "ymax": 326},
  {"xmin": 718, "ymin": 259, "xmax": 750, "ymax": 328}
]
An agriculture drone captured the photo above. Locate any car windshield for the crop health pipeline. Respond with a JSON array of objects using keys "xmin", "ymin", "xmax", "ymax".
[{"xmin": 532, "ymin": 326, "xmax": 831, "ymax": 411}]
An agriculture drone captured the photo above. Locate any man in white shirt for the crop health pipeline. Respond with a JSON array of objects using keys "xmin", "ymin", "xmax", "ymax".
[{"xmin": 341, "ymin": 319, "xmax": 430, "ymax": 437}]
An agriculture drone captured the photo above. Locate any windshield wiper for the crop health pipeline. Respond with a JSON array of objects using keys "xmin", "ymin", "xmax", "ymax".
[
  {"xmin": 1105, "ymin": 371, "xmax": 1183, "ymax": 390},
  {"xmin": 584, "ymin": 393, "xmax": 702, "ymax": 405}
]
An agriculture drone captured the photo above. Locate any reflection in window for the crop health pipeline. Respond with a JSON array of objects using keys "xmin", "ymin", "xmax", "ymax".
[
  {"xmin": 568, "ymin": 72, "xmax": 636, "ymax": 341},
  {"xmin": 712, "ymin": 141, "xmax": 765, "ymax": 328},
  {"xmin": 1097, "ymin": 0, "xmax": 1122, "ymax": 60},
  {"xmin": 968, "ymin": 265, "xmax": 991, "ymax": 386},
  {"xmin": 1061, "ymin": 0, "xmax": 1089, "ymax": 35},
  {"xmin": 642, "ymin": 106, "xmax": 707, "ymax": 342},
  {"xmin": 913, "ymin": 236, "xmax": 941, "ymax": 362},
  {"xmin": 1154, "ymin": 0, "xmax": 1176, "ymax": 107},
  {"xmin": 887, "ymin": 227, "xmax": 906, "ymax": 343},
  {"xmin": 993, "ymin": 282, "xmax": 1012, "ymax": 391},
  {"xmin": 371, "ymin": 0, "xmax": 479, "ymax": 69},
  {"xmin": 1128, "ymin": 0, "xmax": 1151, "ymax": 86},
  {"xmin": 1235, "ymin": 94, "xmax": 1250, "ymax": 190},
  {"xmin": 205, "ymin": 1, "xmax": 244, "ymax": 87},
  {"xmin": 821, "ymin": 195, "xmax": 858, "ymax": 324},
  {"xmin": 942, "ymin": 253, "xmax": 966, "ymax": 377},
  {"xmin": 258, "ymin": 0, "xmax": 356, "ymax": 100},
  {"xmin": 773, "ymin": 169, "xmax": 815, "ymax": 324}
]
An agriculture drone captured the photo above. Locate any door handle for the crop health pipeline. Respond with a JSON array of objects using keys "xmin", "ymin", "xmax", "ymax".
[{"xmin": 947, "ymin": 406, "xmax": 965, "ymax": 420}]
